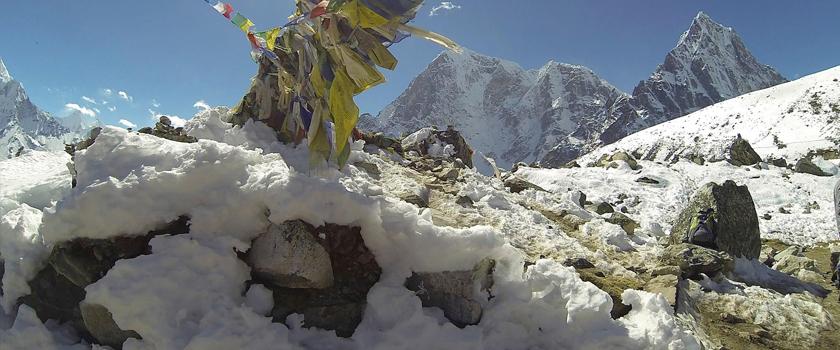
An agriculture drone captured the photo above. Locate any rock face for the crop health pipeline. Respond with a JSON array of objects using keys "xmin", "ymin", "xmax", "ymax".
[
  {"xmin": 261, "ymin": 222, "xmax": 382, "ymax": 338},
  {"xmin": 21, "ymin": 216, "xmax": 190, "ymax": 349},
  {"xmin": 137, "ymin": 116, "xmax": 197, "ymax": 143},
  {"xmin": 671, "ymin": 181, "xmax": 761, "ymax": 259},
  {"xmin": 366, "ymin": 13, "xmax": 783, "ymax": 167},
  {"xmin": 596, "ymin": 151, "xmax": 640, "ymax": 170},
  {"xmin": 728, "ymin": 137, "xmax": 761, "ymax": 166},
  {"xmin": 503, "ymin": 176, "xmax": 547, "ymax": 194},
  {"xmin": 247, "ymin": 221, "xmax": 335, "ymax": 289},
  {"xmin": 405, "ymin": 258, "xmax": 495, "ymax": 327}
]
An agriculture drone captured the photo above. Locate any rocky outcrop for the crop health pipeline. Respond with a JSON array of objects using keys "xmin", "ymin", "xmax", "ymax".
[
  {"xmin": 137, "ymin": 116, "xmax": 197, "ymax": 143},
  {"xmin": 247, "ymin": 221, "xmax": 334, "ymax": 289},
  {"xmin": 596, "ymin": 151, "xmax": 640, "ymax": 170},
  {"xmin": 503, "ymin": 176, "xmax": 547, "ymax": 194},
  {"xmin": 21, "ymin": 216, "xmax": 190, "ymax": 349},
  {"xmin": 405, "ymin": 258, "xmax": 495, "ymax": 327},
  {"xmin": 728, "ymin": 137, "xmax": 761, "ymax": 166},
  {"xmin": 671, "ymin": 181, "xmax": 761, "ymax": 259},
  {"xmin": 402, "ymin": 126, "xmax": 474, "ymax": 168}
]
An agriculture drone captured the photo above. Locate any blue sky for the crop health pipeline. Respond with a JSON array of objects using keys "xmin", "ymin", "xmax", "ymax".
[{"xmin": 1, "ymin": 1, "xmax": 838, "ymax": 128}]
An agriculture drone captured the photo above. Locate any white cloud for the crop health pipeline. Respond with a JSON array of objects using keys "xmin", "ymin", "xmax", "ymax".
[
  {"xmin": 81, "ymin": 96, "xmax": 97, "ymax": 104},
  {"xmin": 429, "ymin": 2, "xmax": 461, "ymax": 16},
  {"xmin": 118, "ymin": 91, "xmax": 133, "ymax": 102},
  {"xmin": 118, "ymin": 119, "xmax": 137, "ymax": 129},
  {"xmin": 152, "ymin": 99, "xmax": 161, "ymax": 108},
  {"xmin": 193, "ymin": 100, "xmax": 210, "ymax": 111},
  {"xmin": 93, "ymin": 108, "xmax": 101, "ymax": 114},
  {"xmin": 103, "ymin": 88, "xmax": 113, "ymax": 96},
  {"xmin": 64, "ymin": 103, "xmax": 97, "ymax": 117},
  {"xmin": 108, "ymin": 106, "xmax": 117, "ymax": 112}
]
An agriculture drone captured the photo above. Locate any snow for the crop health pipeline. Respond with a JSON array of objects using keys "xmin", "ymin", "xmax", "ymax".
[
  {"xmin": 519, "ymin": 158, "xmax": 840, "ymax": 246},
  {"xmin": 0, "ymin": 204, "xmax": 50, "ymax": 313},
  {"xmin": 0, "ymin": 122, "xmax": 703, "ymax": 349},
  {"xmin": 0, "ymin": 150, "xmax": 71, "ymax": 211},
  {"xmin": 0, "ymin": 305, "xmax": 91, "ymax": 350},
  {"xmin": 585, "ymin": 66, "xmax": 840, "ymax": 164},
  {"xmin": 244, "ymin": 284, "xmax": 274, "ymax": 316}
]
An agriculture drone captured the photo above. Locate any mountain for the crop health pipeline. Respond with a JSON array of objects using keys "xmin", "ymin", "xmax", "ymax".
[
  {"xmin": 366, "ymin": 12, "xmax": 785, "ymax": 168},
  {"xmin": 59, "ymin": 107, "xmax": 103, "ymax": 134},
  {"xmin": 582, "ymin": 65, "xmax": 840, "ymax": 164},
  {"xmin": 0, "ymin": 59, "xmax": 75, "ymax": 159},
  {"xmin": 598, "ymin": 12, "xmax": 787, "ymax": 146},
  {"xmin": 370, "ymin": 49, "xmax": 625, "ymax": 168}
]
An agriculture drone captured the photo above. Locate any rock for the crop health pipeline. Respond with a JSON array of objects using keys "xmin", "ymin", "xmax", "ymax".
[
  {"xmin": 773, "ymin": 253, "xmax": 819, "ymax": 276},
  {"xmin": 405, "ymin": 259, "xmax": 495, "ymax": 328},
  {"xmin": 778, "ymin": 207, "xmax": 790, "ymax": 214},
  {"xmin": 455, "ymin": 195, "xmax": 474, "ymax": 208},
  {"xmin": 354, "ymin": 161, "xmax": 381, "ymax": 179},
  {"xmin": 247, "ymin": 221, "xmax": 334, "ymax": 289},
  {"xmin": 22, "ymin": 217, "xmax": 189, "ymax": 345},
  {"xmin": 267, "ymin": 223, "xmax": 381, "ymax": 337},
  {"xmin": 720, "ymin": 312, "xmax": 746, "ymax": 324},
  {"xmin": 762, "ymin": 213, "xmax": 772, "ymax": 220},
  {"xmin": 728, "ymin": 137, "xmax": 762, "ymax": 166},
  {"xmin": 644, "ymin": 275, "xmax": 678, "ymax": 306},
  {"xmin": 358, "ymin": 132, "xmax": 404, "ymax": 155},
  {"xmin": 402, "ymin": 126, "xmax": 474, "ymax": 168},
  {"xmin": 670, "ymin": 180, "xmax": 761, "ymax": 259},
  {"xmin": 576, "ymin": 269, "xmax": 644, "ymax": 319},
  {"xmin": 759, "ymin": 246, "xmax": 778, "ymax": 266},
  {"xmin": 80, "ymin": 303, "xmax": 141, "ymax": 349},
  {"xmin": 138, "ymin": 116, "xmax": 197, "ymax": 143},
  {"xmin": 688, "ymin": 155, "xmax": 705, "ymax": 165},
  {"xmin": 661, "ymin": 243, "xmax": 734, "ymax": 278},
  {"xmin": 768, "ymin": 157, "xmax": 788, "ymax": 168},
  {"xmin": 571, "ymin": 190, "xmax": 587, "ymax": 207},
  {"xmin": 398, "ymin": 186, "xmax": 431, "ymax": 208},
  {"xmin": 794, "ymin": 156, "xmax": 832, "ymax": 176},
  {"xmin": 538, "ymin": 208, "xmax": 590, "ymax": 232},
  {"xmin": 636, "ymin": 176, "xmax": 660, "ymax": 185},
  {"xmin": 594, "ymin": 202, "xmax": 615, "ymax": 215},
  {"xmin": 597, "ymin": 151, "xmax": 640, "ymax": 170},
  {"xmin": 563, "ymin": 257, "xmax": 596, "ymax": 269},
  {"xmin": 503, "ymin": 176, "xmax": 547, "ymax": 194},
  {"xmin": 605, "ymin": 212, "xmax": 638, "ymax": 234},
  {"xmin": 650, "ymin": 265, "xmax": 681, "ymax": 277}
]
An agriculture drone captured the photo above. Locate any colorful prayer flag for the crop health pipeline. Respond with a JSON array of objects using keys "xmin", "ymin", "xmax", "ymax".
[
  {"xmin": 255, "ymin": 28, "xmax": 281, "ymax": 51},
  {"xmin": 213, "ymin": 2, "xmax": 234, "ymax": 19},
  {"xmin": 231, "ymin": 13, "xmax": 254, "ymax": 33}
]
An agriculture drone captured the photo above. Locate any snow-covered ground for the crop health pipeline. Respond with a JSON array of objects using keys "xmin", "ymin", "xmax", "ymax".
[
  {"xmin": 518, "ymin": 159, "xmax": 840, "ymax": 246},
  {"xmin": 0, "ymin": 112, "xmax": 702, "ymax": 349},
  {"xmin": 584, "ymin": 66, "xmax": 840, "ymax": 164}
]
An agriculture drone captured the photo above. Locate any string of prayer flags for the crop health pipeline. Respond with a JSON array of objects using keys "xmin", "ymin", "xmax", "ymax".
[{"xmin": 201, "ymin": 0, "xmax": 461, "ymax": 168}]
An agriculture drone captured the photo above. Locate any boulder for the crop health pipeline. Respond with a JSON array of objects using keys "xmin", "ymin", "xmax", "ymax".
[
  {"xmin": 661, "ymin": 243, "xmax": 734, "ymax": 278},
  {"xmin": 503, "ymin": 176, "xmax": 547, "ymax": 194},
  {"xmin": 594, "ymin": 202, "xmax": 615, "ymax": 215},
  {"xmin": 137, "ymin": 116, "xmax": 197, "ymax": 143},
  {"xmin": 80, "ymin": 303, "xmax": 141, "ymax": 349},
  {"xmin": 728, "ymin": 137, "xmax": 762, "ymax": 166},
  {"xmin": 768, "ymin": 157, "xmax": 788, "ymax": 168},
  {"xmin": 605, "ymin": 212, "xmax": 639, "ymax": 235},
  {"xmin": 644, "ymin": 274, "xmax": 678, "ymax": 306},
  {"xmin": 563, "ymin": 257, "xmax": 596, "ymax": 269},
  {"xmin": 794, "ymin": 156, "xmax": 833, "ymax": 176},
  {"xmin": 670, "ymin": 180, "xmax": 761, "ymax": 259},
  {"xmin": 772, "ymin": 247, "xmax": 820, "ymax": 276},
  {"xmin": 247, "ymin": 221, "xmax": 334, "ymax": 289},
  {"xmin": 650, "ymin": 265, "xmax": 681, "ymax": 277},
  {"xmin": 405, "ymin": 258, "xmax": 495, "ymax": 328},
  {"xmin": 636, "ymin": 176, "xmax": 660, "ymax": 185},
  {"xmin": 266, "ymin": 222, "xmax": 381, "ymax": 337},
  {"xmin": 597, "ymin": 151, "xmax": 640, "ymax": 170}
]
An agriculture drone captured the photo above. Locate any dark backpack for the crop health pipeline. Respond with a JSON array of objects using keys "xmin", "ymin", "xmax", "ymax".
[{"xmin": 685, "ymin": 208, "xmax": 717, "ymax": 249}]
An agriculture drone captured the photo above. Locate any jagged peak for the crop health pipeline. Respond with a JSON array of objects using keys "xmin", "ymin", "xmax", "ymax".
[
  {"xmin": 0, "ymin": 58, "xmax": 12, "ymax": 84},
  {"xmin": 675, "ymin": 11, "xmax": 734, "ymax": 50}
]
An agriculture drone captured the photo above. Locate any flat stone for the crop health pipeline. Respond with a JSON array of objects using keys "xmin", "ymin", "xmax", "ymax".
[
  {"xmin": 644, "ymin": 275, "xmax": 678, "ymax": 306},
  {"xmin": 80, "ymin": 303, "xmax": 141, "ymax": 349},
  {"xmin": 405, "ymin": 258, "xmax": 495, "ymax": 328},
  {"xmin": 503, "ymin": 176, "xmax": 547, "ymax": 194},
  {"xmin": 605, "ymin": 212, "xmax": 639, "ymax": 234},
  {"xmin": 661, "ymin": 243, "xmax": 734, "ymax": 278}
]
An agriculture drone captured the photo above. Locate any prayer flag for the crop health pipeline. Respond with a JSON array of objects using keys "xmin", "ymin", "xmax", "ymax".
[{"xmin": 231, "ymin": 13, "xmax": 254, "ymax": 33}]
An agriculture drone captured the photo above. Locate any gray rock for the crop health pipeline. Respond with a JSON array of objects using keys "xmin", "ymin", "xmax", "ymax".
[
  {"xmin": 650, "ymin": 265, "xmax": 682, "ymax": 277},
  {"xmin": 398, "ymin": 186, "xmax": 431, "ymax": 208},
  {"xmin": 768, "ymin": 157, "xmax": 788, "ymax": 168},
  {"xmin": 606, "ymin": 212, "xmax": 638, "ymax": 235},
  {"xmin": 728, "ymin": 137, "xmax": 762, "ymax": 166},
  {"xmin": 247, "ymin": 221, "xmax": 334, "ymax": 289},
  {"xmin": 266, "ymin": 223, "xmax": 381, "ymax": 338},
  {"xmin": 636, "ymin": 176, "xmax": 660, "ymax": 185},
  {"xmin": 661, "ymin": 243, "xmax": 734, "ymax": 278},
  {"xmin": 670, "ymin": 180, "xmax": 761, "ymax": 259},
  {"xmin": 594, "ymin": 202, "xmax": 615, "ymax": 215},
  {"xmin": 80, "ymin": 303, "xmax": 140, "ymax": 349},
  {"xmin": 503, "ymin": 176, "xmax": 547, "ymax": 194},
  {"xmin": 563, "ymin": 257, "xmax": 596, "ymax": 269},
  {"xmin": 794, "ymin": 156, "xmax": 833, "ymax": 176},
  {"xmin": 644, "ymin": 275, "xmax": 678, "ymax": 306},
  {"xmin": 572, "ymin": 191, "xmax": 587, "ymax": 207},
  {"xmin": 405, "ymin": 258, "xmax": 495, "ymax": 328},
  {"xmin": 759, "ymin": 245, "xmax": 778, "ymax": 266}
]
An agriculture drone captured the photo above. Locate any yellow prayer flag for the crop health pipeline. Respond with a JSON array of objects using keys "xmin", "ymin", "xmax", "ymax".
[
  {"xmin": 256, "ymin": 28, "xmax": 281, "ymax": 51},
  {"xmin": 328, "ymin": 68, "xmax": 359, "ymax": 159},
  {"xmin": 341, "ymin": 0, "xmax": 389, "ymax": 29}
]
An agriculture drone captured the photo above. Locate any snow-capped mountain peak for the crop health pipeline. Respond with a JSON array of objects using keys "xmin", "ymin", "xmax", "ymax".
[{"xmin": 0, "ymin": 59, "xmax": 12, "ymax": 84}]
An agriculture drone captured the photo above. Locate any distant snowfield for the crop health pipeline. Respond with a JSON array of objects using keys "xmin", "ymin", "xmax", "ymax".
[
  {"xmin": 518, "ymin": 159, "xmax": 840, "ymax": 246},
  {"xmin": 583, "ymin": 65, "xmax": 840, "ymax": 163}
]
